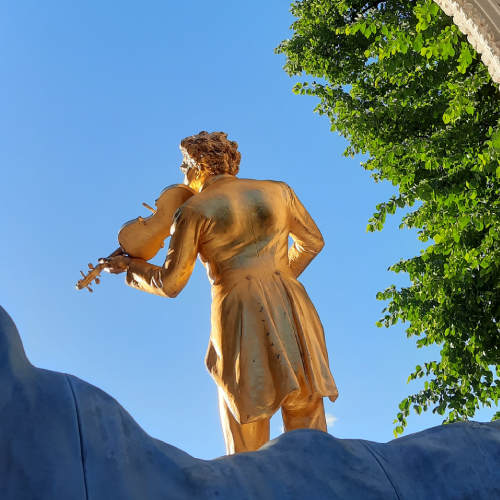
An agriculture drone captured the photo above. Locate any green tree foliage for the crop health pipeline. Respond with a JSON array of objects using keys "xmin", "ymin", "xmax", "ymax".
[{"xmin": 276, "ymin": 0, "xmax": 500, "ymax": 435}]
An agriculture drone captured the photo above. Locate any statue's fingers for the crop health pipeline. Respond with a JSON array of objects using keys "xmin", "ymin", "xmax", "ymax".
[{"xmin": 110, "ymin": 267, "xmax": 126, "ymax": 275}]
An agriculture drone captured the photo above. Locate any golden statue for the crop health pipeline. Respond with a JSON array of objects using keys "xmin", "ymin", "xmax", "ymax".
[{"xmin": 80, "ymin": 131, "xmax": 338, "ymax": 454}]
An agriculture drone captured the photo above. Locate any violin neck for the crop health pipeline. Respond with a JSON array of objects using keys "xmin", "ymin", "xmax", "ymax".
[{"xmin": 75, "ymin": 247, "xmax": 124, "ymax": 291}]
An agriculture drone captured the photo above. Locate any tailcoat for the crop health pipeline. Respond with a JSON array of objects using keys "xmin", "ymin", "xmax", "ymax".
[{"xmin": 126, "ymin": 175, "xmax": 338, "ymax": 424}]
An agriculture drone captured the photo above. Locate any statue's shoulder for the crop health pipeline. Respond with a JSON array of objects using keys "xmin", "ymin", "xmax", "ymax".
[
  {"xmin": 180, "ymin": 178, "xmax": 291, "ymax": 216},
  {"xmin": 233, "ymin": 178, "xmax": 294, "ymax": 203},
  {"xmin": 237, "ymin": 177, "xmax": 289, "ymax": 190},
  {"xmin": 255, "ymin": 178, "xmax": 293, "ymax": 197}
]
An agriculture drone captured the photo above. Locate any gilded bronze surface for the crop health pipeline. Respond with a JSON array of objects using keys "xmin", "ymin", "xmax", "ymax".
[
  {"xmin": 93, "ymin": 131, "xmax": 338, "ymax": 454},
  {"xmin": 76, "ymin": 185, "xmax": 194, "ymax": 291},
  {"xmin": 117, "ymin": 184, "xmax": 195, "ymax": 261}
]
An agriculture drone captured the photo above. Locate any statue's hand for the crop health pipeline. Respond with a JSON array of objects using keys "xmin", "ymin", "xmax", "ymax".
[{"xmin": 99, "ymin": 255, "xmax": 132, "ymax": 275}]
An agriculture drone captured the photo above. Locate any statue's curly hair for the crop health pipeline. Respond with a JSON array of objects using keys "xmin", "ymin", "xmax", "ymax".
[{"xmin": 180, "ymin": 131, "xmax": 241, "ymax": 176}]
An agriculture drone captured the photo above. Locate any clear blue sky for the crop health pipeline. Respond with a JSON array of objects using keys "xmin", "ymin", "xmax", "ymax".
[{"xmin": 0, "ymin": 0, "xmax": 495, "ymax": 460}]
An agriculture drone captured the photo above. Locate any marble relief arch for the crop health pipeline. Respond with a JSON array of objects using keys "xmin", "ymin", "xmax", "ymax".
[{"xmin": 436, "ymin": 0, "xmax": 500, "ymax": 84}]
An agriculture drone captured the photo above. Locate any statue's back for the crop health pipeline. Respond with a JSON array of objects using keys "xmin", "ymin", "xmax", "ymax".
[
  {"xmin": 179, "ymin": 175, "xmax": 338, "ymax": 424},
  {"xmin": 183, "ymin": 177, "xmax": 293, "ymax": 284}
]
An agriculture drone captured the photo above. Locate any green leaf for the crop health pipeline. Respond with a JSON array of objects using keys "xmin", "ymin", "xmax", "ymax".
[
  {"xmin": 492, "ymin": 131, "xmax": 500, "ymax": 150},
  {"xmin": 459, "ymin": 217, "xmax": 469, "ymax": 230}
]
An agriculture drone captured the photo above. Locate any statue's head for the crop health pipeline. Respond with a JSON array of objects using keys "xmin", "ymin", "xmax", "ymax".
[{"xmin": 179, "ymin": 132, "xmax": 240, "ymax": 190}]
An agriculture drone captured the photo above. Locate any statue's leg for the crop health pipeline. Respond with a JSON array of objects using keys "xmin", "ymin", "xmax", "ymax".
[
  {"xmin": 218, "ymin": 388, "xmax": 270, "ymax": 454},
  {"xmin": 281, "ymin": 395, "xmax": 327, "ymax": 433}
]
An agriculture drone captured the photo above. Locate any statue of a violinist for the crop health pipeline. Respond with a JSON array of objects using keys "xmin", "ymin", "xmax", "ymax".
[{"xmin": 78, "ymin": 131, "xmax": 338, "ymax": 454}]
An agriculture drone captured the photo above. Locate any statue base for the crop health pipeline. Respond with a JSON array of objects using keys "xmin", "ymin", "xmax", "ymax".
[{"xmin": 1, "ymin": 305, "xmax": 498, "ymax": 500}]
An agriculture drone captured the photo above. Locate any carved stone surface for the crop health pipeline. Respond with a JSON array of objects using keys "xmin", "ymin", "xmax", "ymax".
[
  {"xmin": 1, "ymin": 304, "xmax": 499, "ymax": 500},
  {"xmin": 436, "ymin": 0, "xmax": 500, "ymax": 83}
]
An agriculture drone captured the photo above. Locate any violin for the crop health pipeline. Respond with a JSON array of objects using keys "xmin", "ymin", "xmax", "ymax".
[{"xmin": 76, "ymin": 184, "xmax": 195, "ymax": 292}]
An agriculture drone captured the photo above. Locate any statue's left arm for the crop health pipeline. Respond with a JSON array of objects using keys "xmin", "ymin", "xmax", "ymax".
[
  {"xmin": 286, "ymin": 184, "xmax": 325, "ymax": 278},
  {"xmin": 125, "ymin": 205, "xmax": 204, "ymax": 298}
]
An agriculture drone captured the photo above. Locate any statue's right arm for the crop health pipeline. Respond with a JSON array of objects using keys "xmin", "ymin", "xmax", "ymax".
[{"xmin": 125, "ymin": 206, "xmax": 204, "ymax": 298}]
